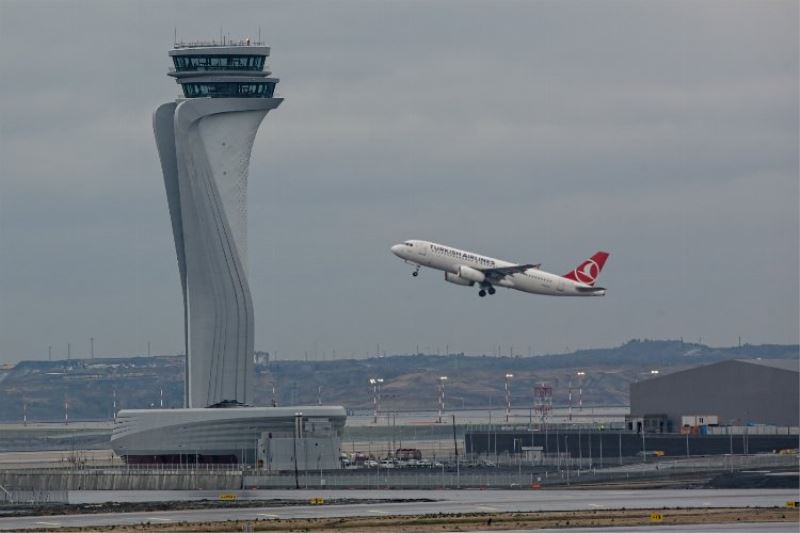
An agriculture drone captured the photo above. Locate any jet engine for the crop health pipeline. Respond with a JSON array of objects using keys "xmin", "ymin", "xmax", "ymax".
[
  {"xmin": 457, "ymin": 265, "xmax": 486, "ymax": 283},
  {"xmin": 444, "ymin": 272, "xmax": 474, "ymax": 286}
]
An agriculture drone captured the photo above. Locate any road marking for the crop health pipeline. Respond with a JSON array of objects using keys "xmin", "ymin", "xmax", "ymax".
[
  {"xmin": 588, "ymin": 503, "xmax": 604, "ymax": 508},
  {"xmin": 257, "ymin": 513, "xmax": 280, "ymax": 519},
  {"xmin": 147, "ymin": 517, "xmax": 173, "ymax": 522},
  {"xmin": 477, "ymin": 505, "xmax": 500, "ymax": 511},
  {"xmin": 34, "ymin": 522, "xmax": 62, "ymax": 527},
  {"xmin": 368, "ymin": 510, "xmax": 389, "ymax": 514}
]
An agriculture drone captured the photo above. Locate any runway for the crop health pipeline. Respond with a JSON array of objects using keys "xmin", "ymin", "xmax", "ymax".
[
  {"xmin": 1, "ymin": 489, "xmax": 796, "ymax": 530},
  {"xmin": 469, "ymin": 525, "xmax": 796, "ymax": 533}
]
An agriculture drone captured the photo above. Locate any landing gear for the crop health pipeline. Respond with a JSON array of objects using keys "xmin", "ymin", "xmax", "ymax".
[
  {"xmin": 478, "ymin": 284, "xmax": 495, "ymax": 298},
  {"xmin": 412, "ymin": 266, "xmax": 420, "ymax": 277}
]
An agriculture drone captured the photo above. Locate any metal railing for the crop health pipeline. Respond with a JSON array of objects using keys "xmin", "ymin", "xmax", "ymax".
[{"xmin": 174, "ymin": 40, "xmax": 266, "ymax": 49}]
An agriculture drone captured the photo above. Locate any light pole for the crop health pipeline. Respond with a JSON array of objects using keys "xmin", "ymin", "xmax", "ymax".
[
  {"xmin": 568, "ymin": 376, "xmax": 573, "ymax": 422},
  {"xmin": 504, "ymin": 373, "xmax": 514, "ymax": 422},
  {"xmin": 293, "ymin": 412, "xmax": 302, "ymax": 488},
  {"xmin": 576, "ymin": 371, "xmax": 585, "ymax": 412},
  {"xmin": 370, "ymin": 378, "xmax": 384, "ymax": 424},
  {"xmin": 438, "ymin": 376, "xmax": 448, "ymax": 423}
]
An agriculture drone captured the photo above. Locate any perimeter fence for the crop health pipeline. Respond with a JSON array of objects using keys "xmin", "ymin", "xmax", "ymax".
[{"xmin": 0, "ymin": 453, "xmax": 794, "ymax": 491}]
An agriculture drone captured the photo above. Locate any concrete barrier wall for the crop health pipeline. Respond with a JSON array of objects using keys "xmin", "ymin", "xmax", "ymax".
[{"xmin": 0, "ymin": 470, "xmax": 242, "ymax": 491}]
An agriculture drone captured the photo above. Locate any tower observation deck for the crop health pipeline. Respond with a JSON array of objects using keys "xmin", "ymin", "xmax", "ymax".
[
  {"xmin": 168, "ymin": 40, "xmax": 279, "ymax": 98},
  {"xmin": 154, "ymin": 39, "xmax": 283, "ymax": 408}
]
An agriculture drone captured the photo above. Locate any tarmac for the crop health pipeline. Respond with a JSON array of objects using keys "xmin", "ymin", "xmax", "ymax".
[{"xmin": 1, "ymin": 488, "xmax": 796, "ymax": 530}]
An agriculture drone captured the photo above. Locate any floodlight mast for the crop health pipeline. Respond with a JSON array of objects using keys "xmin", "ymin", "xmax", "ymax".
[
  {"xmin": 370, "ymin": 378, "xmax": 384, "ymax": 424},
  {"xmin": 576, "ymin": 371, "xmax": 586, "ymax": 411},
  {"xmin": 504, "ymin": 373, "xmax": 514, "ymax": 422},
  {"xmin": 437, "ymin": 376, "xmax": 448, "ymax": 423}
]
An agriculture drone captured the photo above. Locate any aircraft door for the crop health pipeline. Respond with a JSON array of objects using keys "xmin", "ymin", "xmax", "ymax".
[{"xmin": 556, "ymin": 279, "xmax": 565, "ymax": 292}]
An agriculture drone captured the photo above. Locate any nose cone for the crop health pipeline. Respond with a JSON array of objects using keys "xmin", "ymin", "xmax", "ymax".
[{"xmin": 391, "ymin": 244, "xmax": 403, "ymax": 257}]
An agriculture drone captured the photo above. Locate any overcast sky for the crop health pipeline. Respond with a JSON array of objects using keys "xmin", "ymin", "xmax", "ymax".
[{"xmin": 0, "ymin": 1, "xmax": 797, "ymax": 363}]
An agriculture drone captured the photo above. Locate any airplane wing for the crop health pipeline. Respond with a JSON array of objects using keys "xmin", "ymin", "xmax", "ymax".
[{"xmin": 478, "ymin": 263, "xmax": 540, "ymax": 280}]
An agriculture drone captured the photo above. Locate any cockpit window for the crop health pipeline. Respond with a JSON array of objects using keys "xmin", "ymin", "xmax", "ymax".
[{"xmin": 404, "ymin": 242, "xmax": 413, "ymax": 247}]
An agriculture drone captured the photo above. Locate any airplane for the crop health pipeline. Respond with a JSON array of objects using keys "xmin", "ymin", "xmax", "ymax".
[{"xmin": 390, "ymin": 240, "xmax": 609, "ymax": 298}]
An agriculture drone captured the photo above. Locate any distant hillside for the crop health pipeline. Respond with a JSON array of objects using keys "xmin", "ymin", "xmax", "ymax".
[{"xmin": 0, "ymin": 340, "xmax": 796, "ymax": 422}]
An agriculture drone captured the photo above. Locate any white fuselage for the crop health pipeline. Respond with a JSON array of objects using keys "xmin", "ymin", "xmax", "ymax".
[{"xmin": 391, "ymin": 240, "xmax": 605, "ymax": 297}]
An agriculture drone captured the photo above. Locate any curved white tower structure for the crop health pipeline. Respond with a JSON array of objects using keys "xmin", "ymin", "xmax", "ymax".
[
  {"xmin": 112, "ymin": 41, "xmax": 346, "ymax": 466},
  {"xmin": 154, "ymin": 41, "xmax": 282, "ymax": 408}
]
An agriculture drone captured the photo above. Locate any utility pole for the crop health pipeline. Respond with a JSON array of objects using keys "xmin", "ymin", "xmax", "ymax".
[
  {"xmin": 67, "ymin": 343, "xmax": 71, "ymax": 360},
  {"xmin": 90, "ymin": 337, "xmax": 94, "ymax": 359},
  {"xmin": 48, "ymin": 346, "xmax": 52, "ymax": 361}
]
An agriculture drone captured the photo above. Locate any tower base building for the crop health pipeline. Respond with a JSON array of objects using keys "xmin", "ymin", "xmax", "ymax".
[{"xmin": 111, "ymin": 406, "xmax": 346, "ymax": 467}]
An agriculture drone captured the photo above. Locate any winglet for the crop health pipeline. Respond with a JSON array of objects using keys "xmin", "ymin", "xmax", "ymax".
[{"xmin": 562, "ymin": 251, "xmax": 609, "ymax": 286}]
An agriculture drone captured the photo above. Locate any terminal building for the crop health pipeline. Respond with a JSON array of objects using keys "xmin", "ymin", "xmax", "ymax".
[
  {"xmin": 111, "ymin": 40, "xmax": 346, "ymax": 467},
  {"xmin": 629, "ymin": 359, "xmax": 799, "ymax": 433}
]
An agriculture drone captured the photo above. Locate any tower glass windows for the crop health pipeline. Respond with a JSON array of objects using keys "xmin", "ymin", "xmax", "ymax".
[
  {"xmin": 173, "ymin": 55, "xmax": 266, "ymax": 72},
  {"xmin": 182, "ymin": 82, "xmax": 276, "ymax": 98}
]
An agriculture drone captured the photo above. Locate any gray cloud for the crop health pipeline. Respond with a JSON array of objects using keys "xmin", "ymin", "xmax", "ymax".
[{"xmin": 1, "ymin": 0, "xmax": 797, "ymax": 362}]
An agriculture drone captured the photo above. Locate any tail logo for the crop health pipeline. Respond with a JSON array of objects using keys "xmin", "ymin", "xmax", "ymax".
[{"xmin": 573, "ymin": 259, "xmax": 599, "ymax": 284}]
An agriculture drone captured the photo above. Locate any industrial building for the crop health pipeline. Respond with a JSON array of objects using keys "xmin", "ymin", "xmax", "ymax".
[{"xmin": 630, "ymin": 359, "xmax": 799, "ymax": 432}]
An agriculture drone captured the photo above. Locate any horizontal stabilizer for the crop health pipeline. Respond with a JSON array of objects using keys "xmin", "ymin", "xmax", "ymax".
[{"xmin": 575, "ymin": 285, "xmax": 606, "ymax": 293}]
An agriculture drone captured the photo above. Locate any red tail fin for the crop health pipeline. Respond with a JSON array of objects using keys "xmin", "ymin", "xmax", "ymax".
[{"xmin": 563, "ymin": 251, "xmax": 609, "ymax": 286}]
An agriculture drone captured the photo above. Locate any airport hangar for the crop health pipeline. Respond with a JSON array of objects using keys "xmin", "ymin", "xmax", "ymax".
[
  {"xmin": 466, "ymin": 358, "xmax": 798, "ymax": 458},
  {"xmin": 630, "ymin": 358, "xmax": 799, "ymax": 433}
]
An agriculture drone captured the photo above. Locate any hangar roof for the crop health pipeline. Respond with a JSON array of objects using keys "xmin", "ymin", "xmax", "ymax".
[{"xmin": 736, "ymin": 358, "xmax": 799, "ymax": 372}]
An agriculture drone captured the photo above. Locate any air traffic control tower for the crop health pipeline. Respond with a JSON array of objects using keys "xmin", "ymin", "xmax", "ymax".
[
  {"xmin": 154, "ymin": 40, "xmax": 281, "ymax": 408},
  {"xmin": 111, "ymin": 41, "xmax": 346, "ymax": 466}
]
